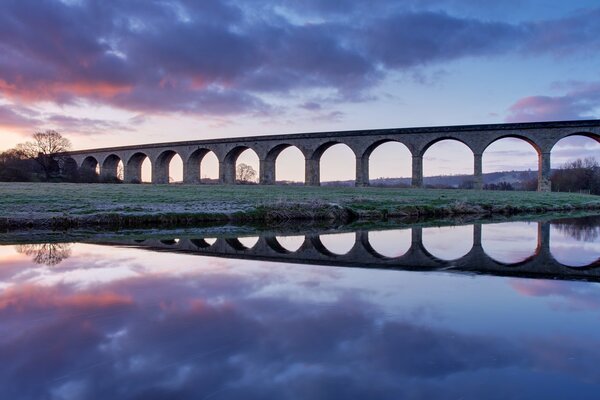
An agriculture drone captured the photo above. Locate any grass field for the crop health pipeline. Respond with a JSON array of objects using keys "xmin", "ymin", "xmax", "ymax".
[{"xmin": 1, "ymin": 182, "xmax": 599, "ymax": 229}]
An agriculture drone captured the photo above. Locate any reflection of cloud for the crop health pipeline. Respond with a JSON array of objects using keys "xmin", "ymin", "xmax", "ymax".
[
  {"xmin": 510, "ymin": 279, "xmax": 600, "ymax": 311},
  {"xmin": 14, "ymin": 243, "xmax": 72, "ymax": 266}
]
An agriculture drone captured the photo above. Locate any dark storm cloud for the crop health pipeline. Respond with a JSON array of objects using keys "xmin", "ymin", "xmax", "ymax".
[{"xmin": 1, "ymin": 0, "xmax": 600, "ymax": 117}]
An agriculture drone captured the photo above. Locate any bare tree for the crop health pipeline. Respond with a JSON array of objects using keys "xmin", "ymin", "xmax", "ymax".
[
  {"xmin": 236, "ymin": 163, "xmax": 257, "ymax": 183},
  {"xmin": 17, "ymin": 130, "xmax": 72, "ymax": 180},
  {"xmin": 15, "ymin": 243, "xmax": 72, "ymax": 266}
]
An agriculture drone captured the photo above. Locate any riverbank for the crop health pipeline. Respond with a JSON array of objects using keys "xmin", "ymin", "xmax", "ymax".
[{"xmin": 1, "ymin": 182, "xmax": 599, "ymax": 230}]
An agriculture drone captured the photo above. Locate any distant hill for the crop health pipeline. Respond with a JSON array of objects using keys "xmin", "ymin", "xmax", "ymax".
[{"xmin": 322, "ymin": 170, "xmax": 540, "ymax": 188}]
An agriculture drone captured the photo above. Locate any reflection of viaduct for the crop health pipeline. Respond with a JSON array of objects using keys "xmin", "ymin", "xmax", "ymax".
[
  {"xmin": 63, "ymin": 120, "xmax": 600, "ymax": 191},
  {"xmin": 107, "ymin": 222, "xmax": 600, "ymax": 282}
]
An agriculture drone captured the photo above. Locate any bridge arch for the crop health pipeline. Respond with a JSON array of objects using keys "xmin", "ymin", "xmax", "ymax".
[
  {"xmin": 264, "ymin": 144, "xmax": 306, "ymax": 184},
  {"xmin": 363, "ymin": 140, "xmax": 412, "ymax": 187},
  {"xmin": 422, "ymin": 139, "xmax": 474, "ymax": 188},
  {"xmin": 101, "ymin": 154, "xmax": 123, "ymax": 182},
  {"xmin": 125, "ymin": 152, "xmax": 151, "ymax": 183},
  {"xmin": 185, "ymin": 148, "xmax": 218, "ymax": 184},
  {"xmin": 80, "ymin": 156, "xmax": 99, "ymax": 182},
  {"xmin": 153, "ymin": 150, "xmax": 183, "ymax": 184},
  {"xmin": 482, "ymin": 137, "xmax": 539, "ymax": 190},
  {"xmin": 319, "ymin": 232, "xmax": 356, "ymax": 255},
  {"xmin": 550, "ymin": 133, "xmax": 600, "ymax": 193},
  {"xmin": 308, "ymin": 141, "xmax": 356, "ymax": 186},
  {"xmin": 274, "ymin": 235, "xmax": 305, "ymax": 252},
  {"xmin": 368, "ymin": 229, "xmax": 412, "ymax": 258},
  {"xmin": 222, "ymin": 146, "xmax": 259, "ymax": 184}
]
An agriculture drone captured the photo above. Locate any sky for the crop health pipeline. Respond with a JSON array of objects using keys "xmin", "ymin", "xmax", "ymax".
[{"xmin": 0, "ymin": 0, "xmax": 599, "ymax": 181}]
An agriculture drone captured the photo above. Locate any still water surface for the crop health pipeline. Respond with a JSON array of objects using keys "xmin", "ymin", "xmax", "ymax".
[{"xmin": 1, "ymin": 215, "xmax": 600, "ymax": 399}]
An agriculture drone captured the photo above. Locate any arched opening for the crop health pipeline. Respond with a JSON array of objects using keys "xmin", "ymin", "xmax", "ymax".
[
  {"xmin": 422, "ymin": 139, "xmax": 474, "ymax": 188},
  {"xmin": 318, "ymin": 143, "xmax": 355, "ymax": 185},
  {"xmin": 482, "ymin": 222, "xmax": 538, "ymax": 264},
  {"xmin": 319, "ymin": 232, "xmax": 355, "ymax": 255},
  {"xmin": 275, "ymin": 146, "xmax": 304, "ymax": 184},
  {"xmin": 275, "ymin": 235, "xmax": 304, "ymax": 252},
  {"xmin": 550, "ymin": 134, "xmax": 600, "ymax": 194},
  {"xmin": 237, "ymin": 236, "xmax": 259, "ymax": 249},
  {"xmin": 126, "ymin": 152, "xmax": 151, "ymax": 183},
  {"xmin": 61, "ymin": 157, "xmax": 79, "ymax": 181},
  {"xmin": 186, "ymin": 149, "xmax": 219, "ymax": 184},
  {"xmin": 154, "ymin": 150, "xmax": 183, "ymax": 184},
  {"xmin": 101, "ymin": 154, "xmax": 124, "ymax": 182},
  {"xmin": 80, "ymin": 156, "xmax": 99, "ymax": 182},
  {"xmin": 483, "ymin": 137, "xmax": 539, "ymax": 191},
  {"xmin": 550, "ymin": 218, "xmax": 600, "ymax": 267},
  {"xmin": 368, "ymin": 229, "xmax": 411, "ymax": 258},
  {"xmin": 223, "ymin": 146, "xmax": 259, "ymax": 184},
  {"xmin": 367, "ymin": 141, "xmax": 412, "ymax": 186},
  {"xmin": 422, "ymin": 225, "xmax": 473, "ymax": 260}
]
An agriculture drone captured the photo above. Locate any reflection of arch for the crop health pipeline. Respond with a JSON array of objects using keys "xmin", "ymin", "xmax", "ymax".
[
  {"xmin": 319, "ymin": 232, "xmax": 356, "ymax": 256},
  {"xmin": 186, "ymin": 148, "xmax": 218, "ymax": 184},
  {"xmin": 265, "ymin": 237, "xmax": 292, "ymax": 254},
  {"xmin": 126, "ymin": 152, "xmax": 151, "ymax": 183},
  {"xmin": 274, "ymin": 236, "xmax": 305, "ymax": 252},
  {"xmin": 550, "ymin": 218, "xmax": 600, "ymax": 268},
  {"xmin": 190, "ymin": 238, "xmax": 213, "ymax": 248},
  {"xmin": 422, "ymin": 225, "xmax": 474, "ymax": 261},
  {"xmin": 101, "ymin": 154, "xmax": 123, "ymax": 181},
  {"xmin": 225, "ymin": 237, "xmax": 258, "ymax": 251},
  {"xmin": 367, "ymin": 229, "xmax": 412, "ymax": 258},
  {"xmin": 160, "ymin": 239, "xmax": 178, "ymax": 246},
  {"xmin": 481, "ymin": 222, "xmax": 540, "ymax": 266}
]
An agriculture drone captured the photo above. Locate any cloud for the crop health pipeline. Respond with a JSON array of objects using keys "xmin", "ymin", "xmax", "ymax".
[
  {"xmin": 506, "ymin": 81, "xmax": 600, "ymax": 122},
  {"xmin": 1, "ymin": 0, "xmax": 600, "ymax": 120}
]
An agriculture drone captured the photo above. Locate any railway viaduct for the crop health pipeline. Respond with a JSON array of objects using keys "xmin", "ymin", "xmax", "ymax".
[{"xmin": 61, "ymin": 119, "xmax": 600, "ymax": 191}]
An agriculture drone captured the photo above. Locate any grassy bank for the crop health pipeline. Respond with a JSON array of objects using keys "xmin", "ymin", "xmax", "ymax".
[{"xmin": 1, "ymin": 182, "xmax": 599, "ymax": 230}]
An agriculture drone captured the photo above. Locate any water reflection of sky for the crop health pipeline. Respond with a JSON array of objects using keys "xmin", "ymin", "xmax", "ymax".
[{"xmin": 1, "ymin": 219, "xmax": 600, "ymax": 399}]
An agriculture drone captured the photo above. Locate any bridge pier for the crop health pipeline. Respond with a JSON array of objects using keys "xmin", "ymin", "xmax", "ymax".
[
  {"xmin": 355, "ymin": 156, "xmax": 369, "ymax": 187},
  {"xmin": 538, "ymin": 152, "xmax": 551, "ymax": 192},
  {"xmin": 259, "ymin": 159, "xmax": 276, "ymax": 185},
  {"xmin": 411, "ymin": 156, "xmax": 423, "ymax": 188},
  {"xmin": 183, "ymin": 158, "xmax": 200, "ymax": 184},
  {"xmin": 305, "ymin": 158, "xmax": 320, "ymax": 186},
  {"xmin": 220, "ymin": 161, "xmax": 235, "ymax": 184},
  {"xmin": 474, "ymin": 153, "xmax": 483, "ymax": 190}
]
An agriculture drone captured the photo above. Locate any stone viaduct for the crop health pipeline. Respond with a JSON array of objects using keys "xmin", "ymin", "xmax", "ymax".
[
  {"xmin": 61, "ymin": 119, "xmax": 600, "ymax": 191},
  {"xmin": 102, "ymin": 222, "xmax": 600, "ymax": 282}
]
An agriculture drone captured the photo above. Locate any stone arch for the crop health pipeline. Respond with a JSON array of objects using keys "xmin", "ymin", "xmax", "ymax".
[
  {"xmin": 264, "ymin": 144, "xmax": 306, "ymax": 184},
  {"xmin": 153, "ymin": 150, "xmax": 183, "ymax": 184},
  {"xmin": 80, "ymin": 156, "xmax": 99, "ymax": 182},
  {"xmin": 482, "ymin": 137, "xmax": 540, "ymax": 190},
  {"xmin": 222, "ymin": 146, "xmax": 259, "ymax": 184},
  {"xmin": 125, "ymin": 152, "xmax": 151, "ymax": 183},
  {"xmin": 421, "ymin": 138, "xmax": 475, "ymax": 187},
  {"xmin": 362, "ymin": 140, "xmax": 412, "ymax": 187},
  {"xmin": 273, "ymin": 235, "xmax": 305, "ymax": 252},
  {"xmin": 185, "ymin": 148, "xmax": 218, "ymax": 184},
  {"xmin": 549, "ymin": 132, "xmax": 600, "ymax": 193},
  {"xmin": 319, "ymin": 232, "xmax": 356, "ymax": 255},
  {"xmin": 308, "ymin": 141, "xmax": 356, "ymax": 186},
  {"xmin": 482, "ymin": 134, "xmax": 547, "ymax": 191},
  {"xmin": 101, "ymin": 154, "xmax": 123, "ymax": 182}
]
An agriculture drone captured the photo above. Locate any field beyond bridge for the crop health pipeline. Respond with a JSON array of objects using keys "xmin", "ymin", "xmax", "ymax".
[{"xmin": 1, "ymin": 182, "xmax": 599, "ymax": 230}]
